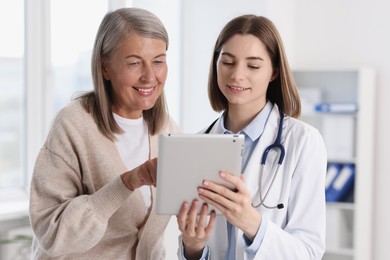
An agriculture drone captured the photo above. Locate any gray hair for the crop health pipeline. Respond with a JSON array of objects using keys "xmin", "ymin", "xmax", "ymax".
[{"xmin": 79, "ymin": 8, "xmax": 169, "ymax": 140}]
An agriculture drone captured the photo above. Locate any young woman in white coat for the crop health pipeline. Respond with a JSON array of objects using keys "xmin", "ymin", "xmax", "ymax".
[{"xmin": 177, "ymin": 14, "xmax": 327, "ymax": 260}]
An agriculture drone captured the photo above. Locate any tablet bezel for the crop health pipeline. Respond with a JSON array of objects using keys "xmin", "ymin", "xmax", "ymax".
[{"xmin": 156, "ymin": 133, "xmax": 244, "ymax": 215}]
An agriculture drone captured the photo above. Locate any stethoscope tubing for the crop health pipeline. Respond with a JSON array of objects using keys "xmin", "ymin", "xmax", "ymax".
[{"xmin": 252, "ymin": 109, "xmax": 286, "ymax": 209}]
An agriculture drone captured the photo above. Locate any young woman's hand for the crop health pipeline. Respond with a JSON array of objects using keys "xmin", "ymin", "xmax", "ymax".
[
  {"xmin": 199, "ymin": 172, "xmax": 261, "ymax": 241},
  {"xmin": 176, "ymin": 200, "xmax": 216, "ymax": 259},
  {"xmin": 120, "ymin": 158, "xmax": 158, "ymax": 190}
]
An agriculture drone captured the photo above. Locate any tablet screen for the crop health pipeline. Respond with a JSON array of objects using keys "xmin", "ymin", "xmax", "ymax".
[{"xmin": 156, "ymin": 133, "xmax": 244, "ymax": 215}]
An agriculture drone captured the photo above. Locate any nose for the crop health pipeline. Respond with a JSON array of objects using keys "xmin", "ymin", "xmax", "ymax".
[
  {"xmin": 140, "ymin": 63, "xmax": 156, "ymax": 83},
  {"xmin": 230, "ymin": 64, "xmax": 246, "ymax": 81}
]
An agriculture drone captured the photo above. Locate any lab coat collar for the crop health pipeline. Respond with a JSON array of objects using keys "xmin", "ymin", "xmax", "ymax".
[{"xmin": 215, "ymin": 101, "xmax": 273, "ymax": 141}]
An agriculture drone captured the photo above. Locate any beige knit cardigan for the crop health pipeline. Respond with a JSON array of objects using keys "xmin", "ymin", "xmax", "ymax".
[{"xmin": 29, "ymin": 100, "xmax": 179, "ymax": 259}]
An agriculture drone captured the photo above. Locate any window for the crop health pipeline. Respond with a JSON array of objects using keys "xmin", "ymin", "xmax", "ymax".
[
  {"xmin": 0, "ymin": 1, "xmax": 109, "ymax": 213},
  {"xmin": 0, "ymin": 0, "xmax": 25, "ymax": 191},
  {"xmin": 50, "ymin": 0, "xmax": 108, "ymax": 117}
]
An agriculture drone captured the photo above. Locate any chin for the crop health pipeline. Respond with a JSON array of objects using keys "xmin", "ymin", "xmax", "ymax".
[{"xmin": 141, "ymin": 102, "xmax": 157, "ymax": 111}]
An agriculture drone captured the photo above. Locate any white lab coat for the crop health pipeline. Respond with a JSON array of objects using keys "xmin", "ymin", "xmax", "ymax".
[{"xmin": 180, "ymin": 105, "xmax": 327, "ymax": 260}]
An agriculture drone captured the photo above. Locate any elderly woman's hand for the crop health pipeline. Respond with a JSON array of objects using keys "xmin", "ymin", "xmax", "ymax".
[{"xmin": 121, "ymin": 158, "xmax": 158, "ymax": 190}]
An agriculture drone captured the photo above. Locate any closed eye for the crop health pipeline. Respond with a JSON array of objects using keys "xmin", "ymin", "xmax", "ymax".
[
  {"xmin": 153, "ymin": 60, "xmax": 165, "ymax": 65},
  {"xmin": 128, "ymin": 61, "xmax": 141, "ymax": 67},
  {"xmin": 222, "ymin": 61, "xmax": 234, "ymax": 66}
]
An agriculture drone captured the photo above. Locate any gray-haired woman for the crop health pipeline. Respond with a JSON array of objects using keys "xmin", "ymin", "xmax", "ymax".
[{"xmin": 29, "ymin": 8, "xmax": 179, "ymax": 259}]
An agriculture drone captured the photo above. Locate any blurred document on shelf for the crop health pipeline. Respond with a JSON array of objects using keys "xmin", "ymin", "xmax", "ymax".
[
  {"xmin": 315, "ymin": 102, "xmax": 358, "ymax": 113},
  {"xmin": 322, "ymin": 116, "xmax": 355, "ymax": 160},
  {"xmin": 325, "ymin": 163, "xmax": 342, "ymax": 193},
  {"xmin": 326, "ymin": 164, "xmax": 355, "ymax": 202}
]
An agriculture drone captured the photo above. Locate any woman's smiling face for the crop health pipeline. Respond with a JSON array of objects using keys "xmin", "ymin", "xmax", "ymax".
[
  {"xmin": 216, "ymin": 34, "xmax": 275, "ymax": 114},
  {"xmin": 102, "ymin": 33, "xmax": 167, "ymax": 119}
]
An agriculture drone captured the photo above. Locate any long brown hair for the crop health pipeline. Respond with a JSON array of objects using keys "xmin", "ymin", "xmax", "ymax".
[
  {"xmin": 77, "ymin": 8, "xmax": 169, "ymax": 141},
  {"xmin": 208, "ymin": 15, "xmax": 301, "ymax": 118}
]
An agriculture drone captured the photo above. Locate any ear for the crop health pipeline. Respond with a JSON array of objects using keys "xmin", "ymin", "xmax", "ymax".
[
  {"xmin": 101, "ymin": 59, "xmax": 111, "ymax": 80},
  {"xmin": 270, "ymin": 68, "xmax": 279, "ymax": 82}
]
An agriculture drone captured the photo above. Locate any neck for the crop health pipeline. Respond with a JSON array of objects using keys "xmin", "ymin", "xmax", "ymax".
[
  {"xmin": 225, "ymin": 102, "xmax": 266, "ymax": 133},
  {"xmin": 112, "ymin": 105, "xmax": 142, "ymax": 119}
]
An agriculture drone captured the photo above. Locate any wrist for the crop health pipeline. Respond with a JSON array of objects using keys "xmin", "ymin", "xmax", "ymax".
[
  {"xmin": 121, "ymin": 172, "xmax": 135, "ymax": 191},
  {"xmin": 183, "ymin": 245, "xmax": 204, "ymax": 260},
  {"xmin": 182, "ymin": 241, "xmax": 205, "ymax": 260},
  {"xmin": 243, "ymin": 212, "xmax": 261, "ymax": 241}
]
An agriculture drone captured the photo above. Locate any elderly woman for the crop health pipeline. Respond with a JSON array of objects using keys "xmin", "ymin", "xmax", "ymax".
[{"xmin": 29, "ymin": 8, "xmax": 178, "ymax": 259}]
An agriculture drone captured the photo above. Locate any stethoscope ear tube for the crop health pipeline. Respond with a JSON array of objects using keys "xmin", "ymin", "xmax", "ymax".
[
  {"xmin": 261, "ymin": 144, "xmax": 285, "ymax": 165},
  {"xmin": 253, "ymin": 109, "xmax": 285, "ymax": 209},
  {"xmin": 261, "ymin": 110, "xmax": 286, "ymax": 165}
]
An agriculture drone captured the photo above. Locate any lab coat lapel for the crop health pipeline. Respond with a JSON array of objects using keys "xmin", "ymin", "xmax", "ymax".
[{"xmin": 243, "ymin": 105, "xmax": 281, "ymax": 199}]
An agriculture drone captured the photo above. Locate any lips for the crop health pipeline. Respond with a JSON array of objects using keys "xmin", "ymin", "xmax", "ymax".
[
  {"xmin": 132, "ymin": 86, "xmax": 155, "ymax": 93},
  {"xmin": 227, "ymin": 85, "xmax": 249, "ymax": 91}
]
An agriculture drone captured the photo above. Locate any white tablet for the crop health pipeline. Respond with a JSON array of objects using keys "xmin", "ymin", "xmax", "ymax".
[{"xmin": 156, "ymin": 133, "xmax": 244, "ymax": 215}]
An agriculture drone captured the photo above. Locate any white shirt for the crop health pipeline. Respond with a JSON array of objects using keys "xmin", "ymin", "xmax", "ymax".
[{"xmin": 113, "ymin": 113, "xmax": 151, "ymax": 215}]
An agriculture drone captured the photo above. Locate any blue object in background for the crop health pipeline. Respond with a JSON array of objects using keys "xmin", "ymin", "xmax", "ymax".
[
  {"xmin": 315, "ymin": 102, "xmax": 358, "ymax": 113},
  {"xmin": 326, "ymin": 164, "xmax": 355, "ymax": 202},
  {"xmin": 325, "ymin": 163, "xmax": 342, "ymax": 193}
]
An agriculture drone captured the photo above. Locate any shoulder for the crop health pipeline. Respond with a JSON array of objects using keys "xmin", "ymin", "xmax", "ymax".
[
  {"xmin": 283, "ymin": 116, "xmax": 327, "ymax": 160},
  {"xmin": 54, "ymin": 99, "xmax": 90, "ymax": 124},
  {"xmin": 284, "ymin": 116, "xmax": 321, "ymax": 137},
  {"xmin": 269, "ymin": 104, "xmax": 323, "ymax": 145},
  {"xmin": 50, "ymin": 100, "xmax": 93, "ymax": 130},
  {"xmin": 161, "ymin": 116, "xmax": 181, "ymax": 134},
  {"xmin": 283, "ymin": 116, "xmax": 325, "ymax": 151},
  {"xmin": 45, "ymin": 100, "xmax": 97, "ymax": 145},
  {"xmin": 283, "ymin": 116, "xmax": 327, "ymax": 170}
]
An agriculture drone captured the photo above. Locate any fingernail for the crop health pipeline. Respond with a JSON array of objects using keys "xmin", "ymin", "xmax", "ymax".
[
  {"xmin": 202, "ymin": 180, "xmax": 209, "ymax": 187},
  {"xmin": 220, "ymin": 172, "xmax": 226, "ymax": 178}
]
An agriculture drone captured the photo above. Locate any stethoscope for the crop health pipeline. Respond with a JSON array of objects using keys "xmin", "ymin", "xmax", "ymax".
[
  {"xmin": 204, "ymin": 109, "xmax": 286, "ymax": 210},
  {"xmin": 252, "ymin": 109, "xmax": 285, "ymax": 209}
]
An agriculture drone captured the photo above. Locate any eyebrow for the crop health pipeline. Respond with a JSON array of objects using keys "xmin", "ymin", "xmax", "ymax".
[
  {"xmin": 220, "ymin": 52, "xmax": 264, "ymax": 61},
  {"xmin": 124, "ymin": 53, "xmax": 167, "ymax": 59}
]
